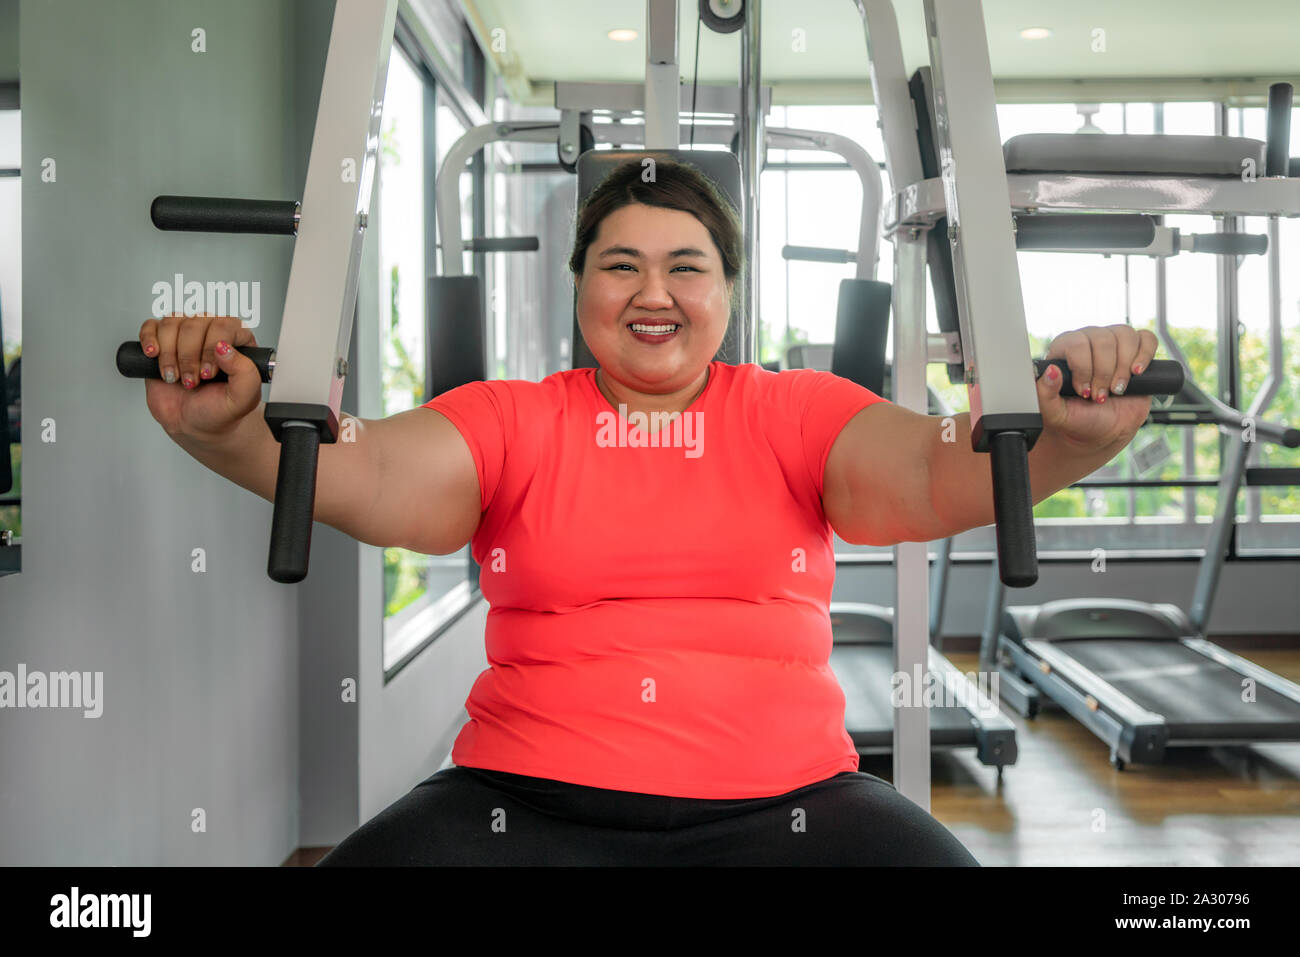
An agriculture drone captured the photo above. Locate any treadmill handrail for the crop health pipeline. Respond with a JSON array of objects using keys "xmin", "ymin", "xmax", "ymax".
[
  {"xmin": 1181, "ymin": 638, "xmax": 1300, "ymax": 708},
  {"xmin": 927, "ymin": 648, "xmax": 1013, "ymax": 727}
]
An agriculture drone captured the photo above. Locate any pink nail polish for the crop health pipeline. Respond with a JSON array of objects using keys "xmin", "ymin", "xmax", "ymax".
[
  {"xmin": 1081, "ymin": 385, "xmax": 1091, "ymax": 399},
  {"xmin": 1133, "ymin": 364, "xmax": 1143, "ymax": 375}
]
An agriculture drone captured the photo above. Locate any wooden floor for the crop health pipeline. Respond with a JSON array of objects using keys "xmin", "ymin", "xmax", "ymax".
[
  {"xmin": 285, "ymin": 641, "xmax": 1300, "ymax": 867},
  {"xmin": 909, "ymin": 646, "xmax": 1300, "ymax": 866}
]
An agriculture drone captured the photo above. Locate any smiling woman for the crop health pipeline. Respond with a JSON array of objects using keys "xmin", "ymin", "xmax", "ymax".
[{"xmin": 569, "ymin": 158, "xmax": 744, "ymax": 421}]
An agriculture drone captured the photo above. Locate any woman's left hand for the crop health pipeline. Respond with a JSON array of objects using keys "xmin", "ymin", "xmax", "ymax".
[{"xmin": 1035, "ymin": 324, "xmax": 1159, "ymax": 449}]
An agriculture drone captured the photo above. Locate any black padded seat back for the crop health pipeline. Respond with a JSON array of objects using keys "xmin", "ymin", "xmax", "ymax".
[
  {"xmin": 571, "ymin": 149, "xmax": 744, "ymax": 369},
  {"xmin": 0, "ymin": 297, "xmax": 10, "ymax": 493},
  {"xmin": 424, "ymin": 275, "xmax": 487, "ymax": 400},
  {"xmin": 1004, "ymin": 133, "xmax": 1267, "ymax": 177},
  {"xmin": 908, "ymin": 67, "xmax": 965, "ymax": 386}
]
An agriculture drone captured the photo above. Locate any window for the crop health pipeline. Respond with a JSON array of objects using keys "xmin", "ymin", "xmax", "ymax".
[
  {"xmin": 488, "ymin": 98, "xmax": 577, "ymax": 381},
  {"xmin": 377, "ymin": 23, "xmax": 486, "ymax": 677},
  {"xmin": 0, "ymin": 105, "xmax": 20, "ymax": 573},
  {"xmin": 784, "ymin": 100, "xmax": 1297, "ymax": 561}
]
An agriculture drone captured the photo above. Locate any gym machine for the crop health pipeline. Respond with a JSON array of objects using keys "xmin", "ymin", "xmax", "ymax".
[
  {"xmin": 117, "ymin": 0, "xmax": 401, "ymax": 585},
  {"xmin": 854, "ymin": 0, "xmax": 1189, "ymax": 803},
  {"xmin": 975, "ymin": 83, "xmax": 1300, "ymax": 768}
]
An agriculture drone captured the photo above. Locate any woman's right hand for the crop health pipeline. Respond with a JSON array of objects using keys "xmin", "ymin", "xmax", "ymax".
[{"xmin": 139, "ymin": 313, "xmax": 264, "ymax": 441}]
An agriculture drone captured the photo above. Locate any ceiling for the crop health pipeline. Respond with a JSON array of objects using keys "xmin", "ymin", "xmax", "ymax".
[{"xmin": 461, "ymin": 0, "xmax": 1300, "ymax": 105}]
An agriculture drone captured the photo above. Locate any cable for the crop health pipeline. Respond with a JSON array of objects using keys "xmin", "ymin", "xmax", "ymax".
[{"xmin": 690, "ymin": 12, "xmax": 701, "ymax": 149}]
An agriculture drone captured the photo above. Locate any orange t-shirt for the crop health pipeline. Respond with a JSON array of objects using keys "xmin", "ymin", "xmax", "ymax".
[{"xmin": 422, "ymin": 360, "xmax": 889, "ymax": 798}]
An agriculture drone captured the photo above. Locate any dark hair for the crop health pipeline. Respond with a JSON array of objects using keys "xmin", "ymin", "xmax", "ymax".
[{"xmin": 568, "ymin": 157, "xmax": 744, "ymax": 286}]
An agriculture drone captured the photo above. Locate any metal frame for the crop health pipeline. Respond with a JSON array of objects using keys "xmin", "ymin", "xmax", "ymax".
[
  {"xmin": 855, "ymin": 0, "xmax": 1300, "ymax": 776},
  {"xmin": 269, "ymin": 0, "xmax": 399, "ymax": 431}
]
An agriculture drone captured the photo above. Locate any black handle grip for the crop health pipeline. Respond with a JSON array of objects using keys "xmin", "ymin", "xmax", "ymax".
[
  {"xmin": 1184, "ymin": 232, "xmax": 1269, "ymax": 256},
  {"xmin": 989, "ymin": 431, "xmax": 1038, "ymax": 588},
  {"xmin": 782, "ymin": 245, "xmax": 855, "ymax": 264},
  {"xmin": 267, "ymin": 424, "xmax": 320, "ymax": 584},
  {"xmin": 116, "ymin": 341, "xmax": 274, "ymax": 383},
  {"xmin": 1014, "ymin": 213, "xmax": 1155, "ymax": 251},
  {"xmin": 150, "ymin": 196, "xmax": 299, "ymax": 235},
  {"xmin": 1266, "ymin": 83, "xmax": 1293, "ymax": 178},
  {"xmin": 1033, "ymin": 357, "xmax": 1183, "ymax": 397},
  {"xmin": 463, "ymin": 236, "xmax": 540, "ymax": 253}
]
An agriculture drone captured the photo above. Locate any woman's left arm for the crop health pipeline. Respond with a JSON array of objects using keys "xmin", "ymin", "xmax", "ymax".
[{"xmin": 824, "ymin": 324, "xmax": 1161, "ymax": 546}]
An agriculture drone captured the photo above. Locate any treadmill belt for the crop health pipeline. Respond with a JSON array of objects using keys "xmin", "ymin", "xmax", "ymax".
[
  {"xmin": 1057, "ymin": 638, "xmax": 1300, "ymax": 739},
  {"xmin": 830, "ymin": 643, "xmax": 978, "ymax": 749}
]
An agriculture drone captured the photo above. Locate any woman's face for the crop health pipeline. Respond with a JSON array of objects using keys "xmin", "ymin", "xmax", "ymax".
[{"xmin": 574, "ymin": 202, "xmax": 732, "ymax": 394}]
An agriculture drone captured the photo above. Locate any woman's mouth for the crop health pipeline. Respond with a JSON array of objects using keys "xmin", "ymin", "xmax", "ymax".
[{"xmin": 628, "ymin": 322, "xmax": 681, "ymax": 343}]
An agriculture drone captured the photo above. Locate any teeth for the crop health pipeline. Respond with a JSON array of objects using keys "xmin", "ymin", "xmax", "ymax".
[{"xmin": 630, "ymin": 323, "xmax": 678, "ymax": 334}]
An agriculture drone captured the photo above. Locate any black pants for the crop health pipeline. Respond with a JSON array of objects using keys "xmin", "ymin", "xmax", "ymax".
[{"xmin": 316, "ymin": 766, "xmax": 979, "ymax": 866}]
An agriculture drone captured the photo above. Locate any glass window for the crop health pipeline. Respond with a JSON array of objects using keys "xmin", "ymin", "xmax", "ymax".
[
  {"xmin": 378, "ymin": 42, "xmax": 479, "ymax": 675},
  {"xmin": 815, "ymin": 99, "xmax": 1295, "ymax": 559},
  {"xmin": 0, "ymin": 108, "xmax": 19, "ymax": 563},
  {"xmin": 759, "ymin": 104, "xmax": 880, "ymax": 366}
]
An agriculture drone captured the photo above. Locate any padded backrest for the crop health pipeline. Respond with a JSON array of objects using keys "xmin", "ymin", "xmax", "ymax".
[
  {"xmin": 908, "ymin": 67, "xmax": 965, "ymax": 385},
  {"xmin": 0, "ymin": 294, "xmax": 10, "ymax": 493},
  {"xmin": 424, "ymin": 275, "xmax": 487, "ymax": 401},
  {"xmin": 570, "ymin": 149, "xmax": 744, "ymax": 369}
]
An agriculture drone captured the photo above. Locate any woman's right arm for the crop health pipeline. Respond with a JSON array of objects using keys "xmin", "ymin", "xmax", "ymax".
[
  {"xmin": 173, "ymin": 404, "xmax": 482, "ymax": 555},
  {"xmin": 142, "ymin": 313, "xmax": 481, "ymax": 556}
]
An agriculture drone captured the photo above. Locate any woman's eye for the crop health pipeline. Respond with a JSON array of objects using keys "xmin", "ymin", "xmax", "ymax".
[{"xmin": 605, "ymin": 264, "xmax": 699, "ymax": 273}]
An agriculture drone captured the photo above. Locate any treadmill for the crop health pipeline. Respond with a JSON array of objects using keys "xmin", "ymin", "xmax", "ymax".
[
  {"xmin": 984, "ymin": 407, "xmax": 1300, "ymax": 768},
  {"xmin": 975, "ymin": 129, "xmax": 1300, "ymax": 769}
]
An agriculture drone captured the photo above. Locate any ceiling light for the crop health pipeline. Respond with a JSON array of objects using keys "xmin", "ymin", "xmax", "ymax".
[
  {"xmin": 608, "ymin": 29, "xmax": 638, "ymax": 42},
  {"xmin": 1019, "ymin": 27, "xmax": 1052, "ymax": 40}
]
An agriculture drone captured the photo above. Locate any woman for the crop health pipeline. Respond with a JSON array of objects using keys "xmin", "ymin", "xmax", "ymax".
[{"xmin": 139, "ymin": 159, "xmax": 1158, "ymax": 866}]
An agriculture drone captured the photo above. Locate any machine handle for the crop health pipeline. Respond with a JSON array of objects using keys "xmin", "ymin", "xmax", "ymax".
[
  {"xmin": 463, "ymin": 236, "xmax": 540, "ymax": 253},
  {"xmin": 781, "ymin": 245, "xmax": 856, "ymax": 264},
  {"xmin": 116, "ymin": 341, "xmax": 275, "ymax": 383},
  {"xmin": 1183, "ymin": 232, "xmax": 1269, "ymax": 256},
  {"xmin": 267, "ymin": 424, "xmax": 320, "ymax": 584},
  {"xmin": 990, "ymin": 432, "xmax": 1038, "ymax": 587},
  {"xmin": 150, "ymin": 195, "xmax": 300, "ymax": 235},
  {"xmin": 992, "ymin": 358, "xmax": 1187, "ymax": 587},
  {"xmin": 1032, "ymin": 357, "xmax": 1183, "ymax": 397}
]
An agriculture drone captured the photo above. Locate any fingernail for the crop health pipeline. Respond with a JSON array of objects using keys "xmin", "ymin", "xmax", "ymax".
[
  {"xmin": 144, "ymin": 343, "xmax": 157, "ymax": 356},
  {"xmin": 163, "ymin": 368, "xmax": 177, "ymax": 384},
  {"xmin": 1133, "ymin": 363, "xmax": 1143, "ymax": 375},
  {"xmin": 1097, "ymin": 389, "xmax": 1107, "ymax": 403},
  {"xmin": 182, "ymin": 374, "xmax": 195, "ymax": 389},
  {"xmin": 1113, "ymin": 381, "xmax": 1126, "ymax": 396},
  {"xmin": 215, "ymin": 341, "xmax": 231, "ymax": 356},
  {"xmin": 201, "ymin": 364, "xmax": 213, "ymax": 379},
  {"xmin": 1081, "ymin": 384, "xmax": 1091, "ymax": 398},
  {"xmin": 1047, "ymin": 364, "xmax": 1059, "ymax": 380}
]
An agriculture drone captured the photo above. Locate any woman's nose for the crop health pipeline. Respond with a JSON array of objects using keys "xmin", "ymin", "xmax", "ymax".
[{"xmin": 632, "ymin": 271, "xmax": 673, "ymax": 306}]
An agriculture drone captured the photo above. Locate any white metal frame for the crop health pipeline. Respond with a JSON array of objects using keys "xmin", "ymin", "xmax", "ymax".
[{"xmin": 270, "ymin": 0, "xmax": 400, "ymax": 425}]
